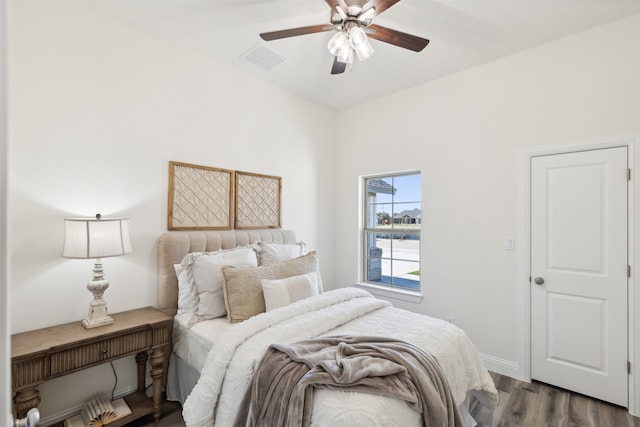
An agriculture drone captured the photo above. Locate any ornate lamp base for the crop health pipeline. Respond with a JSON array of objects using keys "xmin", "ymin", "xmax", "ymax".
[
  {"xmin": 82, "ymin": 259, "xmax": 115, "ymax": 329},
  {"xmin": 82, "ymin": 298, "xmax": 114, "ymax": 329},
  {"xmin": 83, "ymin": 317, "xmax": 114, "ymax": 329}
]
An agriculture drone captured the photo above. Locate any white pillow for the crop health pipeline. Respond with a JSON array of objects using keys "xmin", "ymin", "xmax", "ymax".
[
  {"xmin": 180, "ymin": 247, "xmax": 258, "ymax": 320},
  {"xmin": 175, "ymin": 264, "xmax": 198, "ymax": 315},
  {"xmin": 257, "ymin": 241, "xmax": 308, "ymax": 266},
  {"xmin": 261, "ymin": 271, "xmax": 319, "ymax": 312}
]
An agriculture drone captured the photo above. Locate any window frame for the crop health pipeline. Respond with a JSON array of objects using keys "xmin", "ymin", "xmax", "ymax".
[{"xmin": 361, "ymin": 171, "xmax": 422, "ymax": 300}]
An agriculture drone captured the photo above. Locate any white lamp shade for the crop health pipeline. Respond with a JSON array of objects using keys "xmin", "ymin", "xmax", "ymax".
[{"xmin": 63, "ymin": 217, "xmax": 132, "ymax": 259}]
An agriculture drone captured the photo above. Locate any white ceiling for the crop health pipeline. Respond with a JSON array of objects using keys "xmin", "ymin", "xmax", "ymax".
[{"xmin": 100, "ymin": 0, "xmax": 640, "ymax": 110}]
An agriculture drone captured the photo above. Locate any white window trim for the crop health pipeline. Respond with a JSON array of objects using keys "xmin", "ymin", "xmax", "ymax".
[
  {"xmin": 356, "ymin": 282, "xmax": 424, "ymax": 303},
  {"xmin": 360, "ymin": 171, "xmax": 422, "ymax": 299}
]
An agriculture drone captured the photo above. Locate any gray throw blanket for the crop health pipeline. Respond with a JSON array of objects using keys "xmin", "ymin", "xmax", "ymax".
[{"xmin": 233, "ymin": 335, "xmax": 463, "ymax": 427}]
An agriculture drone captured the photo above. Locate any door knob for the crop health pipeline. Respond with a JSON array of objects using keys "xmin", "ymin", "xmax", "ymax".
[{"xmin": 534, "ymin": 277, "xmax": 545, "ymax": 285}]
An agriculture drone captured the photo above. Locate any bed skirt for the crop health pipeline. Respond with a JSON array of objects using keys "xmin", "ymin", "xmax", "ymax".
[{"xmin": 167, "ymin": 353, "xmax": 200, "ymax": 405}]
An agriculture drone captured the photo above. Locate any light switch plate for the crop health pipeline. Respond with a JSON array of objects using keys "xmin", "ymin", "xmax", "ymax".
[{"xmin": 504, "ymin": 237, "xmax": 514, "ymax": 251}]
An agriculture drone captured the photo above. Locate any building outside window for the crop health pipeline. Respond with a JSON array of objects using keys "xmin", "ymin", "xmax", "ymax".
[{"xmin": 364, "ymin": 172, "xmax": 421, "ymax": 290}]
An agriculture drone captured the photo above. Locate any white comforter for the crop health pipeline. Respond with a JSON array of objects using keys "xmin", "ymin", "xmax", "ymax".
[{"xmin": 183, "ymin": 288, "xmax": 497, "ymax": 427}]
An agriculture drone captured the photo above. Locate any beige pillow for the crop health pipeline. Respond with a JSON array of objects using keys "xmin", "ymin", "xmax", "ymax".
[
  {"xmin": 262, "ymin": 271, "xmax": 319, "ymax": 312},
  {"xmin": 222, "ymin": 252, "xmax": 319, "ymax": 322}
]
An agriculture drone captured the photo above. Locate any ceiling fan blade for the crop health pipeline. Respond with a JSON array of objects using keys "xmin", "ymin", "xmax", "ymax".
[
  {"xmin": 367, "ymin": 24, "xmax": 429, "ymax": 52},
  {"xmin": 260, "ymin": 24, "xmax": 332, "ymax": 41},
  {"xmin": 361, "ymin": 0, "xmax": 401, "ymax": 17},
  {"xmin": 331, "ymin": 57, "xmax": 347, "ymax": 75},
  {"xmin": 325, "ymin": 0, "xmax": 350, "ymax": 15}
]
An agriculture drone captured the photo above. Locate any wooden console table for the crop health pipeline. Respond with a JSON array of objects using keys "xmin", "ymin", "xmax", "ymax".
[{"xmin": 11, "ymin": 307, "xmax": 172, "ymax": 424}]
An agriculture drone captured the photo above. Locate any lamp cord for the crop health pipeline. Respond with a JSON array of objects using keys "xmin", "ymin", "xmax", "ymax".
[{"xmin": 110, "ymin": 361, "xmax": 118, "ymax": 401}]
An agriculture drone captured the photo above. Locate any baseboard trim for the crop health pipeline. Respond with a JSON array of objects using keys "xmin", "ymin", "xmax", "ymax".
[
  {"xmin": 480, "ymin": 353, "xmax": 526, "ymax": 381},
  {"xmin": 40, "ymin": 384, "xmax": 141, "ymax": 427}
]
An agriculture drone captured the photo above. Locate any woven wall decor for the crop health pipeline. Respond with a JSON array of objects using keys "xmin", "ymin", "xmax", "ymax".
[
  {"xmin": 168, "ymin": 161, "xmax": 234, "ymax": 230},
  {"xmin": 235, "ymin": 171, "xmax": 281, "ymax": 229}
]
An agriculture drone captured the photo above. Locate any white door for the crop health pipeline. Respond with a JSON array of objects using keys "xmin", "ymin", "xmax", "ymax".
[{"xmin": 531, "ymin": 147, "xmax": 628, "ymax": 406}]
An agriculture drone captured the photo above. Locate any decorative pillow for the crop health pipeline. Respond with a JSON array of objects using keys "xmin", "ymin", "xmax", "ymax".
[
  {"xmin": 175, "ymin": 264, "xmax": 199, "ymax": 315},
  {"xmin": 256, "ymin": 241, "xmax": 308, "ymax": 266},
  {"xmin": 180, "ymin": 246, "xmax": 258, "ymax": 320},
  {"xmin": 261, "ymin": 271, "xmax": 319, "ymax": 312},
  {"xmin": 222, "ymin": 251, "xmax": 320, "ymax": 323}
]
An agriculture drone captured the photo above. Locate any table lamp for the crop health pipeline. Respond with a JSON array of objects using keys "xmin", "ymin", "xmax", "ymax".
[{"xmin": 63, "ymin": 214, "xmax": 132, "ymax": 329}]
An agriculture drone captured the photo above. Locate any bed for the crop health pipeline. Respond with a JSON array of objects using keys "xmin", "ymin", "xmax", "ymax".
[{"xmin": 158, "ymin": 229, "xmax": 498, "ymax": 427}]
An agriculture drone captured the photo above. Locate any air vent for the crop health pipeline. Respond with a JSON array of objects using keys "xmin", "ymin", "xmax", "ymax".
[{"xmin": 240, "ymin": 44, "xmax": 286, "ymax": 70}]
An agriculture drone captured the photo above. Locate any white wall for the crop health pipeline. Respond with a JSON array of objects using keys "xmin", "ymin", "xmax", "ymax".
[
  {"xmin": 8, "ymin": 2, "xmax": 335, "ymax": 424},
  {"xmin": 334, "ymin": 14, "xmax": 640, "ymax": 374},
  {"xmin": 9, "ymin": 1, "xmax": 640, "ymax": 423}
]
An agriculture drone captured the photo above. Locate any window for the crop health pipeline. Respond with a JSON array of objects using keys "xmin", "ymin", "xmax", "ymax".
[{"xmin": 363, "ymin": 172, "xmax": 421, "ymax": 290}]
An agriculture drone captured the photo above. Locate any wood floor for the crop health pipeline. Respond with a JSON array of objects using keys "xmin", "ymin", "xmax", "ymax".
[
  {"xmin": 134, "ymin": 371, "xmax": 639, "ymax": 427},
  {"xmin": 470, "ymin": 371, "xmax": 639, "ymax": 427}
]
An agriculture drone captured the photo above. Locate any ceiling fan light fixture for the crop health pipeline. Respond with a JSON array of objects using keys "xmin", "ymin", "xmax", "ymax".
[
  {"xmin": 260, "ymin": 0, "xmax": 429, "ymax": 75},
  {"xmin": 336, "ymin": 44, "xmax": 353, "ymax": 64},
  {"xmin": 349, "ymin": 26, "xmax": 374, "ymax": 61},
  {"xmin": 328, "ymin": 30, "xmax": 349, "ymax": 56},
  {"xmin": 354, "ymin": 39, "xmax": 374, "ymax": 61}
]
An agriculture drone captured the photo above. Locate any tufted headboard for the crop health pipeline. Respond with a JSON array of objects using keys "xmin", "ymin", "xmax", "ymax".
[{"xmin": 157, "ymin": 229, "xmax": 297, "ymax": 316}]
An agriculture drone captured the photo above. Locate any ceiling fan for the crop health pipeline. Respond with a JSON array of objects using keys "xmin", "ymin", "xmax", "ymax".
[{"xmin": 259, "ymin": 0, "xmax": 430, "ymax": 75}]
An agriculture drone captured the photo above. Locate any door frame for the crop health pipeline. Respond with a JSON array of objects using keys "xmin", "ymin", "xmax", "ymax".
[
  {"xmin": 1, "ymin": 2, "xmax": 10, "ymax": 425},
  {"xmin": 517, "ymin": 134, "xmax": 639, "ymax": 414}
]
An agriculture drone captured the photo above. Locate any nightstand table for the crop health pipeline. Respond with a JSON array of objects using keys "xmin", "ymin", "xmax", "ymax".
[{"xmin": 11, "ymin": 307, "xmax": 173, "ymax": 424}]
